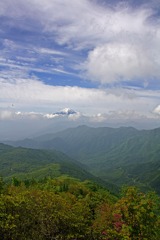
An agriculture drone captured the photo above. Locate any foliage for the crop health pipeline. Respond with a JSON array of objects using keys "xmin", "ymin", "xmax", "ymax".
[
  {"xmin": 0, "ymin": 177, "xmax": 159, "ymax": 240},
  {"xmin": 92, "ymin": 186, "xmax": 160, "ymax": 240}
]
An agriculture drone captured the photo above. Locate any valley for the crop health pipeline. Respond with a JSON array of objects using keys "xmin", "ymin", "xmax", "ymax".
[{"xmin": 2, "ymin": 125, "xmax": 160, "ymax": 194}]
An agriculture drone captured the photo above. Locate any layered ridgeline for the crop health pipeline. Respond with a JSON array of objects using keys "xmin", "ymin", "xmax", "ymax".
[
  {"xmin": 0, "ymin": 143, "xmax": 117, "ymax": 193},
  {"xmin": 6, "ymin": 125, "xmax": 160, "ymax": 194}
]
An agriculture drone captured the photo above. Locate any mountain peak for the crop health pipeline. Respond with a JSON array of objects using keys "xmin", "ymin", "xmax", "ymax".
[{"xmin": 55, "ymin": 108, "xmax": 77, "ymax": 115}]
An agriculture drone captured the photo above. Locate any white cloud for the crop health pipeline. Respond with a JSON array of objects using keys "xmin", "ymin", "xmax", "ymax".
[
  {"xmin": 0, "ymin": 110, "xmax": 44, "ymax": 120},
  {"xmin": 1, "ymin": 0, "xmax": 160, "ymax": 85},
  {"xmin": 68, "ymin": 112, "xmax": 81, "ymax": 121},
  {"xmin": 0, "ymin": 78, "xmax": 103, "ymax": 106},
  {"xmin": 0, "ymin": 108, "xmax": 81, "ymax": 121},
  {"xmin": 34, "ymin": 47, "xmax": 67, "ymax": 56},
  {"xmin": 0, "ymin": 77, "xmax": 160, "ymax": 120},
  {"xmin": 43, "ymin": 113, "xmax": 58, "ymax": 119},
  {"xmin": 15, "ymin": 111, "xmax": 43, "ymax": 119},
  {"xmin": 30, "ymin": 0, "xmax": 160, "ymax": 84},
  {"xmin": 89, "ymin": 113, "xmax": 107, "ymax": 123},
  {"xmin": 153, "ymin": 105, "xmax": 160, "ymax": 115},
  {"xmin": 1, "ymin": 1, "xmax": 158, "ymax": 48},
  {"xmin": 0, "ymin": 110, "xmax": 14, "ymax": 120},
  {"xmin": 84, "ymin": 43, "xmax": 160, "ymax": 84},
  {"xmin": 0, "ymin": 60, "xmax": 74, "ymax": 80}
]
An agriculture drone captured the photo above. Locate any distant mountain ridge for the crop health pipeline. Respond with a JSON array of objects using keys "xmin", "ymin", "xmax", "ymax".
[
  {"xmin": 4, "ymin": 125, "xmax": 160, "ymax": 194},
  {"xmin": 7, "ymin": 125, "xmax": 140, "ymax": 158},
  {"xmin": 0, "ymin": 143, "xmax": 117, "ymax": 193}
]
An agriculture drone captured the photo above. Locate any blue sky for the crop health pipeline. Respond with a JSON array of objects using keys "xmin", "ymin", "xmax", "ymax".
[{"xmin": 1, "ymin": 0, "xmax": 160, "ymax": 138}]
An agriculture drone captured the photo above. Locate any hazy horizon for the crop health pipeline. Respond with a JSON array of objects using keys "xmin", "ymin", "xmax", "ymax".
[{"xmin": 1, "ymin": 116, "xmax": 160, "ymax": 141}]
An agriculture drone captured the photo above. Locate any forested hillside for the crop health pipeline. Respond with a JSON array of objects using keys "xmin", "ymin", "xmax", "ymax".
[
  {"xmin": 1, "ymin": 128, "xmax": 160, "ymax": 239},
  {"xmin": 0, "ymin": 143, "xmax": 117, "ymax": 193},
  {"xmin": 8, "ymin": 125, "xmax": 139, "ymax": 157},
  {"xmin": 6, "ymin": 126, "xmax": 160, "ymax": 193},
  {"xmin": 0, "ymin": 176, "xmax": 160, "ymax": 240}
]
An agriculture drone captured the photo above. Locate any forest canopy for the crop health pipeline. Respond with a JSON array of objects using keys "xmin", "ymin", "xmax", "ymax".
[{"xmin": 0, "ymin": 176, "xmax": 160, "ymax": 240}]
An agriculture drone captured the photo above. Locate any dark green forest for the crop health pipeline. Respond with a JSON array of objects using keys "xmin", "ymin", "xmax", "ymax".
[{"xmin": 0, "ymin": 176, "xmax": 160, "ymax": 240}]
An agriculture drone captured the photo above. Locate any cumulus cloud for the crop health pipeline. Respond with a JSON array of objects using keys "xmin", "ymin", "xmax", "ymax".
[
  {"xmin": 84, "ymin": 43, "xmax": 160, "ymax": 84},
  {"xmin": 31, "ymin": 0, "xmax": 160, "ymax": 84}
]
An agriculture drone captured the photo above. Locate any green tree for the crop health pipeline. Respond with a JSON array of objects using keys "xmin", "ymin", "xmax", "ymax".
[
  {"xmin": 115, "ymin": 187, "xmax": 160, "ymax": 239},
  {"xmin": 92, "ymin": 187, "xmax": 160, "ymax": 240}
]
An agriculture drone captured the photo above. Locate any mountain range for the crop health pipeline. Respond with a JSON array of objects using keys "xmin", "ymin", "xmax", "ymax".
[
  {"xmin": 0, "ymin": 142, "xmax": 117, "ymax": 193},
  {"xmin": 2, "ymin": 125, "xmax": 160, "ymax": 194}
]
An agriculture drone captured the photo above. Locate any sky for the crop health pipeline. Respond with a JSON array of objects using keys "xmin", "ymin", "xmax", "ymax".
[{"xmin": 1, "ymin": 0, "xmax": 160, "ymax": 139}]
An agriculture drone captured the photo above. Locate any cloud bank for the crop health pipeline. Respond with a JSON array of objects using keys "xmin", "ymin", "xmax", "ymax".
[{"xmin": 0, "ymin": 77, "xmax": 160, "ymax": 121}]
